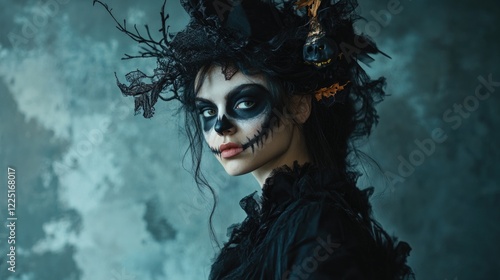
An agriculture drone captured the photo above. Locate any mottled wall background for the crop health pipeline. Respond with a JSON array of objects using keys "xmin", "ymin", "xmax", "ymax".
[{"xmin": 0, "ymin": 0, "xmax": 498, "ymax": 279}]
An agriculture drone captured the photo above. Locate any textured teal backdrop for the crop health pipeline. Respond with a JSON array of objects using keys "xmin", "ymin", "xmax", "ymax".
[{"xmin": 0, "ymin": 0, "xmax": 499, "ymax": 279}]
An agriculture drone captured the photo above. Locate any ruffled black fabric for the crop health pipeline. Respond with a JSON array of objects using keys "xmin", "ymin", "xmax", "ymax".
[{"xmin": 209, "ymin": 162, "xmax": 414, "ymax": 280}]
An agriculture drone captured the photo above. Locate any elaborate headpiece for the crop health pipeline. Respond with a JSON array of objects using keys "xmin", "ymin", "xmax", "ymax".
[{"xmin": 94, "ymin": 0, "xmax": 387, "ymax": 119}]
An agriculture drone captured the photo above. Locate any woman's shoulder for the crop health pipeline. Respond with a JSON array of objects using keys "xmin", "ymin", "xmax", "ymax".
[
  {"xmin": 266, "ymin": 201, "xmax": 414, "ymax": 279},
  {"xmin": 212, "ymin": 162, "xmax": 414, "ymax": 279},
  {"xmin": 258, "ymin": 162, "xmax": 415, "ymax": 279}
]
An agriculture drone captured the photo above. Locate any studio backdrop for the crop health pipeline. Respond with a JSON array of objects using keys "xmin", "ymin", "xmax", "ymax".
[{"xmin": 0, "ymin": 0, "xmax": 499, "ymax": 279}]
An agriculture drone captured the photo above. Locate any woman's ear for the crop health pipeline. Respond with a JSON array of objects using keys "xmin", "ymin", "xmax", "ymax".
[{"xmin": 288, "ymin": 94, "xmax": 312, "ymax": 124}]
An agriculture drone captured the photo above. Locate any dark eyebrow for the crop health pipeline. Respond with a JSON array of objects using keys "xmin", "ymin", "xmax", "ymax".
[{"xmin": 195, "ymin": 83, "xmax": 267, "ymax": 103}]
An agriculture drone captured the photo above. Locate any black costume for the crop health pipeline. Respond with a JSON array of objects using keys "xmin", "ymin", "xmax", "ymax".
[
  {"xmin": 210, "ymin": 162, "xmax": 412, "ymax": 279},
  {"xmin": 95, "ymin": 0, "xmax": 415, "ymax": 278}
]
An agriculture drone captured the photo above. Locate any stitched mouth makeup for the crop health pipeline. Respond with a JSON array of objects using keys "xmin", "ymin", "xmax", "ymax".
[{"xmin": 208, "ymin": 112, "xmax": 275, "ymax": 158}]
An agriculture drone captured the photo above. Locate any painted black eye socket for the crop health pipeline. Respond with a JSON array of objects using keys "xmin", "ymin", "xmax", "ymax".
[
  {"xmin": 225, "ymin": 84, "xmax": 271, "ymax": 120},
  {"xmin": 235, "ymin": 100, "xmax": 256, "ymax": 110},
  {"xmin": 199, "ymin": 108, "xmax": 217, "ymax": 118},
  {"xmin": 196, "ymin": 100, "xmax": 217, "ymax": 118}
]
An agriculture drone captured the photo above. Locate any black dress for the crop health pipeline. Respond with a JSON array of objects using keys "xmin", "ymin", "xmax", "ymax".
[{"xmin": 209, "ymin": 162, "xmax": 414, "ymax": 280}]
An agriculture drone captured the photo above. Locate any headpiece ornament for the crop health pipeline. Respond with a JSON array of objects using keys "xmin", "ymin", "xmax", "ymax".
[{"xmin": 94, "ymin": 0, "xmax": 388, "ymax": 118}]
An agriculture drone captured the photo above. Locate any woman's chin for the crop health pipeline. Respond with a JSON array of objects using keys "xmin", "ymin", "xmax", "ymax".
[{"xmin": 219, "ymin": 158, "xmax": 253, "ymax": 176}]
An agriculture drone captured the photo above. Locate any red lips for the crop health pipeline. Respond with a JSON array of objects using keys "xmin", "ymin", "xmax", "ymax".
[{"xmin": 219, "ymin": 142, "xmax": 243, "ymax": 159}]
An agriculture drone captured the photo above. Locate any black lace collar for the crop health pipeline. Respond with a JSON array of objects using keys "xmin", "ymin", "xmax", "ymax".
[{"xmin": 238, "ymin": 161, "xmax": 349, "ymax": 221}]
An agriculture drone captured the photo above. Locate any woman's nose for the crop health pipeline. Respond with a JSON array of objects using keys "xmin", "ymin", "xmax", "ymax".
[{"xmin": 214, "ymin": 114, "xmax": 236, "ymax": 136}]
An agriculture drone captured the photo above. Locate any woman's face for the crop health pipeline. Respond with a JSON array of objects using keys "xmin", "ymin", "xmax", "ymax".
[{"xmin": 195, "ymin": 65, "xmax": 295, "ymax": 176}]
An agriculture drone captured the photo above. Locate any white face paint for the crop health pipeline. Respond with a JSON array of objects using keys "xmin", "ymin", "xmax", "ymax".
[{"xmin": 195, "ymin": 65, "xmax": 296, "ymax": 176}]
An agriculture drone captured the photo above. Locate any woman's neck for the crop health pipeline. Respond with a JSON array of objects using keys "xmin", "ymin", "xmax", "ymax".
[{"xmin": 252, "ymin": 125, "xmax": 311, "ymax": 187}]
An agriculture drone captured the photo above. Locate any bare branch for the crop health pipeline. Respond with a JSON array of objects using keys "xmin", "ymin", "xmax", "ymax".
[{"xmin": 93, "ymin": 0, "xmax": 171, "ymax": 60}]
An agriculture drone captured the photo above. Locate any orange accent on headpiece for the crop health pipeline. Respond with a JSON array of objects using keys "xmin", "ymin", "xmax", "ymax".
[
  {"xmin": 295, "ymin": 0, "xmax": 322, "ymax": 18},
  {"xmin": 315, "ymin": 81, "xmax": 350, "ymax": 101}
]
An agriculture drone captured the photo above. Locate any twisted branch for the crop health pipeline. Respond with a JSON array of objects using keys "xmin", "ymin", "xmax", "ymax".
[{"xmin": 93, "ymin": 0, "xmax": 173, "ymax": 60}]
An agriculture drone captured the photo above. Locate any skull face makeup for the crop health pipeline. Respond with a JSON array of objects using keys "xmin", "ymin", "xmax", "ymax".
[
  {"xmin": 195, "ymin": 65, "xmax": 302, "ymax": 177},
  {"xmin": 196, "ymin": 83, "xmax": 273, "ymax": 134}
]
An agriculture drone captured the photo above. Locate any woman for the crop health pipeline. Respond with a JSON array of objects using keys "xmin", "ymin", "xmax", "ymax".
[{"xmin": 96, "ymin": 0, "xmax": 415, "ymax": 278}]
